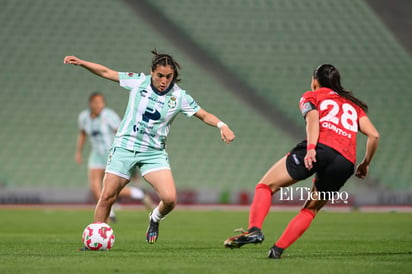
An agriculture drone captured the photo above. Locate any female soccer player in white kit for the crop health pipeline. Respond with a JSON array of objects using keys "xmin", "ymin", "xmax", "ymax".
[
  {"xmin": 64, "ymin": 50, "xmax": 235, "ymax": 246},
  {"xmin": 76, "ymin": 92, "xmax": 154, "ymax": 222}
]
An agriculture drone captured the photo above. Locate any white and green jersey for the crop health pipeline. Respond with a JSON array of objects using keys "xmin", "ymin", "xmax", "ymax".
[
  {"xmin": 78, "ymin": 108, "xmax": 121, "ymax": 155},
  {"xmin": 114, "ymin": 72, "xmax": 201, "ymax": 151}
]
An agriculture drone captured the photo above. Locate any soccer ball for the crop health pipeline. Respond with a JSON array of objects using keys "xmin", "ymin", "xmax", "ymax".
[{"xmin": 82, "ymin": 222, "xmax": 115, "ymax": 250}]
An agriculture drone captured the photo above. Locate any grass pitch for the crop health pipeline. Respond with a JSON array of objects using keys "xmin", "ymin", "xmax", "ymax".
[{"xmin": 0, "ymin": 207, "xmax": 411, "ymax": 274}]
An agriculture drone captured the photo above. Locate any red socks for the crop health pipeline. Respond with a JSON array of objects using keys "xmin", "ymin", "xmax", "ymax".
[
  {"xmin": 275, "ymin": 208, "xmax": 315, "ymax": 249},
  {"xmin": 248, "ymin": 184, "xmax": 316, "ymax": 250},
  {"xmin": 248, "ymin": 184, "xmax": 273, "ymax": 230}
]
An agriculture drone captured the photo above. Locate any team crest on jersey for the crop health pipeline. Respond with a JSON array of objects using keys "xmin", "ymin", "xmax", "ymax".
[{"xmin": 168, "ymin": 97, "xmax": 177, "ymax": 108}]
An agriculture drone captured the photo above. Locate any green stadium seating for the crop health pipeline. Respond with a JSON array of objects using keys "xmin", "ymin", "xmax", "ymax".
[
  {"xmin": 0, "ymin": 0, "xmax": 410, "ymax": 205},
  {"xmin": 0, "ymin": 0, "xmax": 295, "ymax": 198},
  {"xmin": 147, "ymin": 0, "xmax": 412, "ymax": 190}
]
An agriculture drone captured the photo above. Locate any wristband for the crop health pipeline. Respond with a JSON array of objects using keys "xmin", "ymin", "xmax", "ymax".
[
  {"xmin": 217, "ymin": 121, "xmax": 227, "ymax": 129},
  {"xmin": 307, "ymin": 144, "xmax": 316, "ymax": 150}
]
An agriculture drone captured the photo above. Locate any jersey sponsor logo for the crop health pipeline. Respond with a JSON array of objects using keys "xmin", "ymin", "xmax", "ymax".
[
  {"xmin": 292, "ymin": 154, "xmax": 300, "ymax": 165},
  {"xmin": 148, "ymin": 95, "xmax": 165, "ymax": 105},
  {"xmin": 91, "ymin": 130, "xmax": 101, "ymax": 137},
  {"xmin": 321, "ymin": 122, "xmax": 352, "ymax": 138},
  {"xmin": 133, "ymin": 123, "xmax": 155, "ymax": 134},
  {"xmin": 140, "ymin": 90, "xmax": 148, "ymax": 97},
  {"xmin": 140, "ymin": 89, "xmax": 166, "ymax": 105},
  {"xmin": 132, "ymin": 107, "xmax": 161, "ymax": 135},
  {"xmin": 168, "ymin": 97, "xmax": 177, "ymax": 108},
  {"xmin": 142, "ymin": 107, "xmax": 161, "ymax": 123}
]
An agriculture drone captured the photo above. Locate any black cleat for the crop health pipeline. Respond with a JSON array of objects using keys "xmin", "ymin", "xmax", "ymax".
[
  {"xmin": 267, "ymin": 246, "xmax": 283, "ymax": 259},
  {"xmin": 146, "ymin": 216, "xmax": 159, "ymax": 244},
  {"xmin": 224, "ymin": 229, "xmax": 264, "ymax": 249}
]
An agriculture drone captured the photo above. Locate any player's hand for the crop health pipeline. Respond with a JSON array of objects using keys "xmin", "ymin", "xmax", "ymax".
[
  {"xmin": 355, "ymin": 161, "xmax": 369, "ymax": 179},
  {"xmin": 75, "ymin": 152, "xmax": 83, "ymax": 164},
  {"xmin": 64, "ymin": 56, "xmax": 82, "ymax": 65},
  {"xmin": 304, "ymin": 149, "xmax": 316, "ymax": 170},
  {"xmin": 220, "ymin": 125, "xmax": 235, "ymax": 144}
]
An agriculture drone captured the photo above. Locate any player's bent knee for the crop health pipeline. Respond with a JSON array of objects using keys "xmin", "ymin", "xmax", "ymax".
[
  {"xmin": 162, "ymin": 197, "xmax": 177, "ymax": 209},
  {"xmin": 165, "ymin": 199, "xmax": 177, "ymax": 208},
  {"xmin": 304, "ymin": 199, "xmax": 328, "ymax": 214}
]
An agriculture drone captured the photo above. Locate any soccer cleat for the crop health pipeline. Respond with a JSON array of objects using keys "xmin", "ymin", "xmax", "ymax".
[
  {"xmin": 146, "ymin": 216, "xmax": 159, "ymax": 244},
  {"xmin": 224, "ymin": 228, "xmax": 264, "ymax": 249},
  {"xmin": 267, "ymin": 246, "xmax": 283, "ymax": 259}
]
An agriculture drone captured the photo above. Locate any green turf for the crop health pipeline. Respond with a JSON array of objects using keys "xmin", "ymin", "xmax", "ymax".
[{"xmin": 0, "ymin": 208, "xmax": 411, "ymax": 274}]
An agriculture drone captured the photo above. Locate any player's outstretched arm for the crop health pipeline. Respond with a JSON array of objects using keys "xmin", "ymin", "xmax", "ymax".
[
  {"xmin": 355, "ymin": 116, "xmax": 380, "ymax": 179},
  {"xmin": 194, "ymin": 109, "xmax": 235, "ymax": 144},
  {"xmin": 63, "ymin": 56, "xmax": 119, "ymax": 82}
]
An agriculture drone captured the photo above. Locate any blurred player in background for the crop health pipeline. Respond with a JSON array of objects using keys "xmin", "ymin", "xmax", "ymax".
[
  {"xmin": 65, "ymin": 49, "xmax": 235, "ymax": 246},
  {"xmin": 75, "ymin": 92, "xmax": 154, "ymax": 222},
  {"xmin": 224, "ymin": 64, "xmax": 380, "ymax": 259}
]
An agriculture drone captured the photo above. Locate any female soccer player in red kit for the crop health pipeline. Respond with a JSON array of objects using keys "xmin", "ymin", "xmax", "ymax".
[{"xmin": 224, "ymin": 64, "xmax": 380, "ymax": 259}]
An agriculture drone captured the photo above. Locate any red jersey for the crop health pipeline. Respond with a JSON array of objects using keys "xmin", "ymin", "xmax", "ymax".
[{"xmin": 299, "ymin": 87, "xmax": 366, "ymax": 164}]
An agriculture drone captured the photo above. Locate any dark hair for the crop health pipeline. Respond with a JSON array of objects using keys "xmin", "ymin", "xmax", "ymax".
[
  {"xmin": 313, "ymin": 64, "xmax": 368, "ymax": 112},
  {"xmin": 151, "ymin": 49, "xmax": 181, "ymax": 82},
  {"xmin": 88, "ymin": 92, "xmax": 105, "ymax": 103}
]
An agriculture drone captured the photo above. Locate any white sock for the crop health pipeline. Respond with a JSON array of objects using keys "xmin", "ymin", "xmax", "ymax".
[
  {"xmin": 130, "ymin": 187, "xmax": 145, "ymax": 200},
  {"xmin": 150, "ymin": 207, "xmax": 164, "ymax": 223},
  {"xmin": 109, "ymin": 208, "xmax": 116, "ymax": 218}
]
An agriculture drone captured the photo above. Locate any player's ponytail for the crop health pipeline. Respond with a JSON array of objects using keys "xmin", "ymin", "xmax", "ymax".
[
  {"xmin": 314, "ymin": 64, "xmax": 368, "ymax": 112},
  {"xmin": 151, "ymin": 49, "xmax": 181, "ymax": 83}
]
